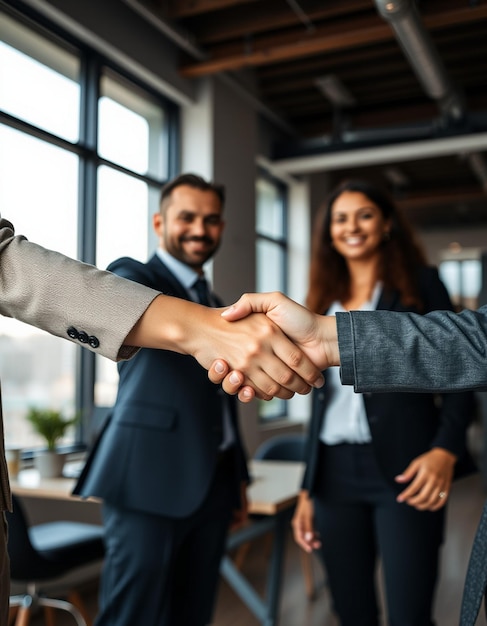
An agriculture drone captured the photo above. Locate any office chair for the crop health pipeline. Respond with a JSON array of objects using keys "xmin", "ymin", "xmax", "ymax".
[
  {"xmin": 253, "ymin": 433, "xmax": 307, "ymax": 463},
  {"xmin": 236, "ymin": 433, "xmax": 319, "ymax": 600},
  {"xmin": 7, "ymin": 493, "xmax": 105, "ymax": 626}
]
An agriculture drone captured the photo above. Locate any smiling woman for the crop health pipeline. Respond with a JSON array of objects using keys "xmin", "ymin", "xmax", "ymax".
[{"xmin": 292, "ymin": 178, "xmax": 476, "ymax": 626}]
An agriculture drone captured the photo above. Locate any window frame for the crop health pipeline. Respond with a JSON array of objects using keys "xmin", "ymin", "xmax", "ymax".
[
  {"xmin": 255, "ymin": 169, "xmax": 289, "ymax": 422},
  {"xmin": 0, "ymin": 1, "xmax": 179, "ymax": 451}
]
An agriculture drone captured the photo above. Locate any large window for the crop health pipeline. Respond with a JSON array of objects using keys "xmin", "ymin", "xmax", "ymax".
[
  {"xmin": 0, "ymin": 7, "xmax": 177, "ymax": 450},
  {"xmin": 439, "ymin": 258, "xmax": 482, "ymax": 311},
  {"xmin": 256, "ymin": 174, "xmax": 288, "ymax": 421}
]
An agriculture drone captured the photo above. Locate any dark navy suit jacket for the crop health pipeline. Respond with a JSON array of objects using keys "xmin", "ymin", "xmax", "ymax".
[
  {"xmin": 302, "ymin": 266, "xmax": 476, "ymax": 495},
  {"xmin": 75, "ymin": 254, "xmax": 249, "ymax": 518}
]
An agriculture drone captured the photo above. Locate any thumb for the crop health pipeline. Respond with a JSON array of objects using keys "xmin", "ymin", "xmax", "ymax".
[
  {"xmin": 220, "ymin": 296, "xmax": 254, "ymax": 321},
  {"xmin": 395, "ymin": 461, "xmax": 418, "ymax": 483},
  {"xmin": 221, "ymin": 293, "xmax": 278, "ymax": 321}
]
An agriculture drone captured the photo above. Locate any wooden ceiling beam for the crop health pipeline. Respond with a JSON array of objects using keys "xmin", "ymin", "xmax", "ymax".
[
  {"xmin": 180, "ymin": 21, "xmax": 393, "ymax": 77},
  {"xmin": 396, "ymin": 188, "xmax": 487, "ymax": 211},
  {"xmin": 194, "ymin": 12, "xmax": 381, "ymax": 58},
  {"xmin": 166, "ymin": 0, "xmax": 259, "ymax": 19},
  {"xmin": 180, "ymin": 5, "xmax": 487, "ymax": 77},
  {"xmin": 262, "ymin": 58, "xmax": 412, "ymax": 96},
  {"xmin": 183, "ymin": 0, "xmax": 372, "ymax": 45},
  {"xmin": 423, "ymin": 6, "xmax": 487, "ymax": 30},
  {"xmin": 257, "ymin": 42, "xmax": 397, "ymax": 80}
]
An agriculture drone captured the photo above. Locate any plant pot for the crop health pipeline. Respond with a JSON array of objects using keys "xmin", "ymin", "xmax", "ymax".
[{"xmin": 34, "ymin": 451, "xmax": 66, "ymax": 478}]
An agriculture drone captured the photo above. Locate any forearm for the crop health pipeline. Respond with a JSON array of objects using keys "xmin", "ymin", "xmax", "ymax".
[
  {"xmin": 127, "ymin": 295, "xmax": 324, "ymax": 399},
  {"xmin": 125, "ymin": 295, "xmax": 215, "ymax": 356}
]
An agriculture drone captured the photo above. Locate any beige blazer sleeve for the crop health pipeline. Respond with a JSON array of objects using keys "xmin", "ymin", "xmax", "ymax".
[
  {"xmin": 0, "ymin": 217, "xmax": 160, "ymax": 361},
  {"xmin": 0, "ymin": 216, "xmax": 160, "ymax": 510}
]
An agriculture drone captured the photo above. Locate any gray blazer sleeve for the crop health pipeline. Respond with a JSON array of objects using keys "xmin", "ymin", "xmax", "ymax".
[
  {"xmin": 0, "ymin": 217, "xmax": 160, "ymax": 361},
  {"xmin": 337, "ymin": 306, "xmax": 487, "ymax": 393}
]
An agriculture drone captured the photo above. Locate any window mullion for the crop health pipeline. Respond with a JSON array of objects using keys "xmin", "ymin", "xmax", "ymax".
[{"xmin": 76, "ymin": 52, "xmax": 100, "ymax": 441}]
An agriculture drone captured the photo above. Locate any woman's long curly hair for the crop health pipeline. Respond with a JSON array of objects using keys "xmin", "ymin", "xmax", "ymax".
[{"xmin": 306, "ymin": 179, "xmax": 428, "ymax": 314}]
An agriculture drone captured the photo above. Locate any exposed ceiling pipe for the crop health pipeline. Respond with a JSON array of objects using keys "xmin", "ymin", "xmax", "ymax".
[
  {"xmin": 285, "ymin": 0, "xmax": 316, "ymax": 33},
  {"xmin": 374, "ymin": 0, "xmax": 465, "ymax": 121},
  {"xmin": 373, "ymin": 0, "xmax": 487, "ymax": 195},
  {"xmin": 467, "ymin": 153, "xmax": 487, "ymax": 193},
  {"xmin": 272, "ymin": 131, "xmax": 487, "ymax": 175}
]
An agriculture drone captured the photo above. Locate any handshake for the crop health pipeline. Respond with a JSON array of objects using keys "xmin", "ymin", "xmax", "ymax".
[
  {"xmin": 131, "ymin": 286, "xmax": 480, "ymax": 401},
  {"xmin": 202, "ymin": 292, "xmax": 341, "ymax": 403}
]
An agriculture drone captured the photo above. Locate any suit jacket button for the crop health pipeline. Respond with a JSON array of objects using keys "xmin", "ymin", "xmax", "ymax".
[
  {"xmin": 89, "ymin": 336, "xmax": 100, "ymax": 349},
  {"xmin": 78, "ymin": 331, "xmax": 89, "ymax": 344},
  {"xmin": 67, "ymin": 326, "xmax": 79, "ymax": 340}
]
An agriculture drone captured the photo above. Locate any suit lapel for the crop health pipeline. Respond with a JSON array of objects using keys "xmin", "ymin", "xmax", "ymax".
[
  {"xmin": 376, "ymin": 287, "xmax": 400, "ymax": 312},
  {"xmin": 146, "ymin": 255, "xmax": 190, "ymax": 300}
]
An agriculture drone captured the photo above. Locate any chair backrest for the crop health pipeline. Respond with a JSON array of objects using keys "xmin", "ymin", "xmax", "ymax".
[
  {"xmin": 254, "ymin": 433, "xmax": 306, "ymax": 462},
  {"xmin": 7, "ymin": 493, "xmax": 58, "ymax": 581},
  {"xmin": 88, "ymin": 405, "xmax": 113, "ymax": 446}
]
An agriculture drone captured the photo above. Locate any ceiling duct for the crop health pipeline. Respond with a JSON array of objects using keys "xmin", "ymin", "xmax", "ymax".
[{"xmin": 374, "ymin": 0, "xmax": 465, "ymax": 121}]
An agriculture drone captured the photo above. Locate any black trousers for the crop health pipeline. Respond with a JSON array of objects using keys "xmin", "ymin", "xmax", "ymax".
[
  {"xmin": 95, "ymin": 450, "xmax": 236, "ymax": 626},
  {"xmin": 313, "ymin": 443, "xmax": 444, "ymax": 626},
  {"xmin": 0, "ymin": 512, "xmax": 9, "ymax": 626}
]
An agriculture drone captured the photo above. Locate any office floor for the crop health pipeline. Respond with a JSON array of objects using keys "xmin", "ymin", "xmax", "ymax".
[{"xmin": 20, "ymin": 470, "xmax": 487, "ymax": 626}]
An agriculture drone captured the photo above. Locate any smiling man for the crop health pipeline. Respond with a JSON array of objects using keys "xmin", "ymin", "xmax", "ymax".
[{"xmin": 75, "ymin": 173, "xmax": 250, "ymax": 626}]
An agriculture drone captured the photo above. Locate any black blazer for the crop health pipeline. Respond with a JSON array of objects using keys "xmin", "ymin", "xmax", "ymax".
[
  {"xmin": 302, "ymin": 266, "xmax": 476, "ymax": 495},
  {"xmin": 75, "ymin": 254, "xmax": 249, "ymax": 518}
]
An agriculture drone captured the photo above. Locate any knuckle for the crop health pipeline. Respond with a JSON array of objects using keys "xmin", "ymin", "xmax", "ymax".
[
  {"xmin": 288, "ymin": 349, "xmax": 304, "ymax": 368},
  {"xmin": 277, "ymin": 368, "xmax": 294, "ymax": 386},
  {"xmin": 264, "ymin": 381, "xmax": 281, "ymax": 398}
]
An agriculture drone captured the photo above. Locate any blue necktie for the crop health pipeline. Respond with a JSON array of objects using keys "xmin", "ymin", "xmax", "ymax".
[
  {"xmin": 192, "ymin": 277, "xmax": 229, "ymax": 445},
  {"xmin": 193, "ymin": 277, "xmax": 211, "ymax": 306},
  {"xmin": 460, "ymin": 499, "xmax": 487, "ymax": 625}
]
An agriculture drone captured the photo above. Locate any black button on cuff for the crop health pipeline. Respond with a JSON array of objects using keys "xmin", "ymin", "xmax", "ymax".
[
  {"xmin": 89, "ymin": 336, "xmax": 100, "ymax": 349},
  {"xmin": 67, "ymin": 326, "xmax": 79, "ymax": 340},
  {"xmin": 78, "ymin": 331, "xmax": 89, "ymax": 343}
]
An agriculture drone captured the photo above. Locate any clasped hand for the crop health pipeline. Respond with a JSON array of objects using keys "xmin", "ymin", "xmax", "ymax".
[{"xmin": 207, "ymin": 292, "xmax": 340, "ymax": 402}]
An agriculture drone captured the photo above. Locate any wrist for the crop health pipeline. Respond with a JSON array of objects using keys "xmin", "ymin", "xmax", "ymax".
[{"xmin": 319, "ymin": 316, "xmax": 340, "ymax": 367}]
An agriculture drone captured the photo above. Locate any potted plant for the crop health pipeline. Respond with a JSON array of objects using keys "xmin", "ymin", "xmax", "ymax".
[{"xmin": 26, "ymin": 408, "xmax": 79, "ymax": 478}]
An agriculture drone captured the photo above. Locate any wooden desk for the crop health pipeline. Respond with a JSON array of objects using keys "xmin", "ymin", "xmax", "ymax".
[
  {"xmin": 11, "ymin": 460, "xmax": 303, "ymax": 509},
  {"xmin": 12, "ymin": 459, "xmax": 304, "ymax": 626},
  {"xmin": 10, "ymin": 469, "xmax": 77, "ymax": 500},
  {"xmin": 221, "ymin": 460, "xmax": 304, "ymax": 626},
  {"xmin": 247, "ymin": 460, "xmax": 304, "ymax": 515}
]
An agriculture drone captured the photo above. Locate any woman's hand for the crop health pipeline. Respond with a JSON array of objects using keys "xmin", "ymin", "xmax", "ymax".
[
  {"xmin": 291, "ymin": 491, "xmax": 321, "ymax": 553},
  {"xmin": 395, "ymin": 447, "xmax": 457, "ymax": 511},
  {"xmin": 220, "ymin": 292, "xmax": 340, "ymax": 371}
]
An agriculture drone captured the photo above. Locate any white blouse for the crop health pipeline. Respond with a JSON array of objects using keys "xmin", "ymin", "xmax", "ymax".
[{"xmin": 320, "ymin": 283, "xmax": 382, "ymax": 445}]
